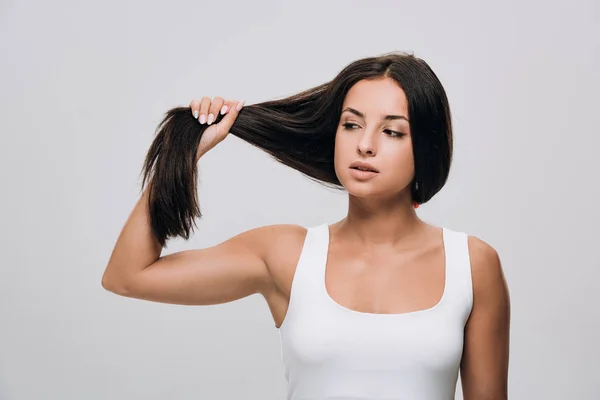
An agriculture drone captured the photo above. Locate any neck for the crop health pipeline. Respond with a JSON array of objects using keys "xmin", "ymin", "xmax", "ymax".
[{"xmin": 339, "ymin": 194, "xmax": 427, "ymax": 248}]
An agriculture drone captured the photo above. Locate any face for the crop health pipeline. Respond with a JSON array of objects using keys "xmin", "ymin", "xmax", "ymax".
[{"xmin": 334, "ymin": 77, "xmax": 414, "ymax": 201}]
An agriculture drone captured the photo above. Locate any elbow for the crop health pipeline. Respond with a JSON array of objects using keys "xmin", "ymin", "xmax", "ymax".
[{"xmin": 101, "ymin": 271, "xmax": 130, "ymax": 295}]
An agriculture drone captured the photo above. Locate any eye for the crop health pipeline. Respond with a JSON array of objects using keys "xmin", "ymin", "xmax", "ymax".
[
  {"xmin": 343, "ymin": 122, "xmax": 405, "ymax": 138},
  {"xmin": 342, "ymin": 122, "xmax": 359, "ymax": 130},
  {"xmin": 384, "ymin": 129, "xmax": 406, "ymax": 138}
]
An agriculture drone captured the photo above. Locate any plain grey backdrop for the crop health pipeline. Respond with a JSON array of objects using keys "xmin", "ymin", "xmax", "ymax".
[{"xmin": 1, "ymin": 0, "xmax": 598, "ymax": 399}]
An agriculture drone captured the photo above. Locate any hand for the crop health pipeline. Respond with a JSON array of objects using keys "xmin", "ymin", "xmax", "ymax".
[{"xmin": 189, "ymin": 96, "xmax": 245, "ymax": 161}]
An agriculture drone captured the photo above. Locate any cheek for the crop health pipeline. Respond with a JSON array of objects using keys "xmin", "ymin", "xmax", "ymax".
[
  {"xmin": 380, "ymin": 142, "xmax": 415, "ymax": 182},
  {"xmin": 333, "ymin": 130, "xmax": 353, "ymax": 168},
  {"xmin": 381, "ymin": 138, "xmax": 412, "ymax": 160}
]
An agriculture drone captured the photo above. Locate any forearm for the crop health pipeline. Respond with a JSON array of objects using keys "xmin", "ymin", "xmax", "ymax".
[{"xmin": 102, "ymin": 184, "xmax": 163, "ymax": 290}]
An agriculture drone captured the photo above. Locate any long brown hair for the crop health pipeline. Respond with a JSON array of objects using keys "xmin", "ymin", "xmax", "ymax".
[{"xmin": 141, "ymin": 52, "xmax": 453, "ymax": 248}]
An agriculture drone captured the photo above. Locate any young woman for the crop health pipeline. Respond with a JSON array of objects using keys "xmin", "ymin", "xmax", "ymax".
[{"xmin": 102, "ymin": 52, "xmax": 510, "ymax": 400}]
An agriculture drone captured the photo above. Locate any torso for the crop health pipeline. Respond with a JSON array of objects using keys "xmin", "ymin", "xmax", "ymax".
[{"xmin": 262, "ymin": 221, "xmax": 449, "ymax": 329}]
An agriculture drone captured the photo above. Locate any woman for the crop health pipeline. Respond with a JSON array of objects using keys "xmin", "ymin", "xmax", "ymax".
[{"xmin": 102, "ymin": 52, "xmax": 510, "ymax": 400}]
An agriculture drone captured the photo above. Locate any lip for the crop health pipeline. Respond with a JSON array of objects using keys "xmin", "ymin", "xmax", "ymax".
[
  {"xmin": 349, "ymin": 168, "xmax": 378, "ymax": 180},
  {"xmin": 349, "ymin": 160, "xmax": 379, "ymax": 173}
]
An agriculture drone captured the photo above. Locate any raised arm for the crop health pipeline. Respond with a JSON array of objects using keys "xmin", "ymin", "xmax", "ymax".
[
  {"xmin": 101, "ymin": 189, "xmax": 279, "ymax": 305},
  {"xmin": 101, "ymin": 96, "xmax": 279, "ymax": 305}
]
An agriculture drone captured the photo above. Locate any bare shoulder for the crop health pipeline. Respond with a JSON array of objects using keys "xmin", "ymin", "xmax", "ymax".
[
  {"xmin": 259, "ymin": 223, "xmax": 308, "ymax": 270},
  {"xmin": 246, "ymin": 223, "xmax": 307, "ymax": 259},
  {"xmin": 250, "ymin": 223, "xmax": 307, "ymax": 246},
  {"xmin": 466, "ymin": 235, "xmax": 510, "ymax": 305},
  {"xmin": 467, "ymin": 235, "xmax": 501, "ymax": 275},
  {"xmin": 233, "ymin": 223, "xmax": 307, "ymax": 252},
  {"xmin": 246, "ymin": 223, "xmax": 308, "ymax": 283}
]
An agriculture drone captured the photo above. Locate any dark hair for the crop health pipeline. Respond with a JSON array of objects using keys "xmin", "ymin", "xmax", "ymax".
[{"xmin": 141, "ymin": 51, "xmax": 453, "ymax": 247}]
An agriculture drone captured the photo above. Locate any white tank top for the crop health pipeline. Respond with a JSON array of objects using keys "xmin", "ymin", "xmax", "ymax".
[{"xmin": 277, "ymin": 223, "xmax": 473, "ymax": 400}]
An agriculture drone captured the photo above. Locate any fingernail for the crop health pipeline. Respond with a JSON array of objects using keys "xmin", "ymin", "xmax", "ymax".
[
  {"xmin": 236, "ymin": 100, "xmax": 245, "ymax": 111},
  {"xmin": 207, "ymin": 114, "xmax": 214, "ymax": 125},
  {"xmin": 193, "ymin": 109, "xmax": 198, "ymax": 119},
  {"xmin": 220, "ymin": 105, "xmax": 228, "ymax": 115},
  {"xmin": 199, "ymin": 114, "xmax": 206, "ymax": 124}
]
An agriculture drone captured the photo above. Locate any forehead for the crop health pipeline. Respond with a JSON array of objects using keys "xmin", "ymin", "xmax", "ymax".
[{"xmin": 342, "ymin": 77, "xmax": 408, "ymax": 116}]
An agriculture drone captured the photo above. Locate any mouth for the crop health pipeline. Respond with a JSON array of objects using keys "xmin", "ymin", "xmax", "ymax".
[
  {"xmin": 349, "ymin": 162, "xmax": 379, "ymax": 173},
  {"xmin": 350, "ymin": 166, "xmax": 378, "ymax": 172},
  {"xmin": 348, "ymin": 161, "xmax": 380, "ymax": 180}
]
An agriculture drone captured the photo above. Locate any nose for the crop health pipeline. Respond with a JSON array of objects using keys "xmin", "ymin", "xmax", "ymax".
[{"xmin": 356, "ymin": 131, "xmax": 377, "ymax": 156}]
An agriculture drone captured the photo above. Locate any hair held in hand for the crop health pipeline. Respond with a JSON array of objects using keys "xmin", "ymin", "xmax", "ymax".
[{"xmin": 140, "ymin": 52, "xmax": 453, "ymax": 248}]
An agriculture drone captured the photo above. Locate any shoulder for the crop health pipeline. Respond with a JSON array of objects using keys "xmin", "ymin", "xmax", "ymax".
[
  {"xmin": 244, "ymin": 223, "xmax": 309, "ymax": 270},
  {"xmin": 222, "ymin": 223, "xmax": 308, "ymax": 279},
  {"xmin": 246, "ymin": 223, "xmax": 310, "ymax": 300},
  {"xmin": 224, "ymin": 224, "xmax": 308, "ymax": 297},
  {"xmin": 235, "ymin": 223, "xmax": 307, "ymax": 244},
  {"xmin": 219, "ymin": 223, "xmax": 306, "ymax": 254},
  {"xmin": 246, "ymin": 223, "xmax": 308, "ymax": 252},
  {"xmin": 467, "ymin": 235, "xmax": 501, "ymax": 276},
  {"xmin": 466, "ymin": 235, "xmax": 510, "ymax": 308}
]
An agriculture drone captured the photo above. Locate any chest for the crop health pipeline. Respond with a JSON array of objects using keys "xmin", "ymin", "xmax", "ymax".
[
  {"xmin": 281, "ymin": 300, "xmax": 465, "ymax": 376},
  {"xmin": 324, "ymin": 242, "xmax": 447, "ymax": 315}
]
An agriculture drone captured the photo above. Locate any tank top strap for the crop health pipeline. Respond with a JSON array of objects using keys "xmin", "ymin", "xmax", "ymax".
[
  {"xmin": 280, "ymin": 223, "xmax": 329, "ymax": 328},
  {"xmin": 440, "ymin": 227, "xmax": 474, "ymax": 322}
]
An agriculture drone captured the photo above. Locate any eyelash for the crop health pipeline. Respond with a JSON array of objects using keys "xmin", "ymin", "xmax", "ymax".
[{"xmin": 342, "ymin": 122, "xmax": 405, "ymax": 138}]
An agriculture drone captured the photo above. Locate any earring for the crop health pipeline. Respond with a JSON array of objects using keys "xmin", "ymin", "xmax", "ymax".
[{"xmin": 414, "ymin": 181, "xmax": 420, "ymax": 208}]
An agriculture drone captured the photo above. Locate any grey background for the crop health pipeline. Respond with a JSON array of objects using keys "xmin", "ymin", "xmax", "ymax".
[{"xmin": 1, "ymin": 0, "xmax": 598, "ymax": 399}]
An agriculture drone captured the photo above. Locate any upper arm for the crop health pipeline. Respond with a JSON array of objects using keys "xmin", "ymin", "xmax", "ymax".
[
  {"xmin": 461, "ymin": 235, "xmax": 511, "ymax": 400},
  {"xmin": 105, "ymin": 224, "xmax": 297, "ymax": 306}
]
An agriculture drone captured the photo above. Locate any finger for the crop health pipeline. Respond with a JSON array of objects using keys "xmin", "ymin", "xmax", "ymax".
[
  {"xmin": 199, "ymin": 96, "xmax": 211, "ymax": 124},
  {"xmin": 219, "ymin": 99, "xmax": 237, "ymax": 116},
  {"xmin": 207, "ymin": 96, "xmax": 224, "ymax": 125},
  {"xmin": 216, "ymin": 100, "xmax": 245, "ymax": 136},
  {"xmin": 189, "ymin": 100, "xmax": 200, "ymax": 119}
]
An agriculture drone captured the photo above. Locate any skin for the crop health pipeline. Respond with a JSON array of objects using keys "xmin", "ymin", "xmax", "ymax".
[{"xmin": 103, "ymin": 78, "xmax": 510, "ymax": 399}]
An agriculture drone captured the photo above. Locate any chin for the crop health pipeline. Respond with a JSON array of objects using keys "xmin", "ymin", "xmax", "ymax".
[
  {"xmin": 340, "ymin": 174, "xmax": 408, "ymax": 202},
  {"xmin": 341, "ymin": 178, "xmax": 387, "ymax": 199}
]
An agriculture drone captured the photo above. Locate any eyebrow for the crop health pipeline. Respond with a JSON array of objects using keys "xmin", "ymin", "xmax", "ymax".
[{"xmin": 341, "ymin": 107, "xmax": 409, "ymax": 122}]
